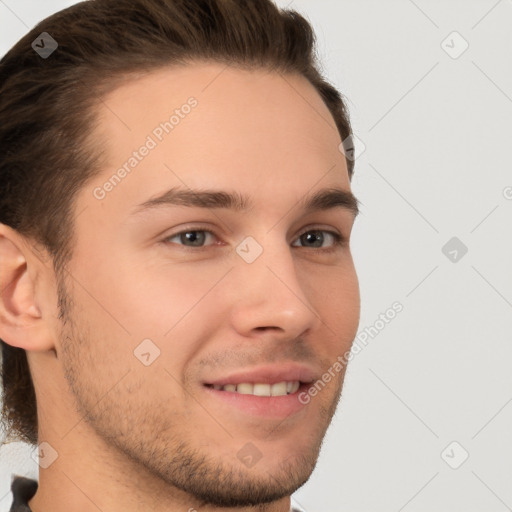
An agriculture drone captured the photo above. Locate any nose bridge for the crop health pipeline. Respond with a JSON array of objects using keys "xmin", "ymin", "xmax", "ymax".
[{"xmin": 229, "ymin": 233, "xmax": 320, "ymax": 334}]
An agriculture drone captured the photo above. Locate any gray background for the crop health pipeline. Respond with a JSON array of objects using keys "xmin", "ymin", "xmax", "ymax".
[{"xmin": 1, "ymin": 1, "xmax": 511, "ymax": 511}]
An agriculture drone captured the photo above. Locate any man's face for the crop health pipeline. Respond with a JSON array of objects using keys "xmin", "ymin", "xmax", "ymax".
[{"xmin": 56, "ymin": 63, "xmax": 360, "ymax": 507}]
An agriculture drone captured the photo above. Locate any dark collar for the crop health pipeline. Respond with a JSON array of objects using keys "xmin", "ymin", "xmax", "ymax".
[{"xmin": 9, "ymin": 475, "xmax": 38, "ymax": 512}]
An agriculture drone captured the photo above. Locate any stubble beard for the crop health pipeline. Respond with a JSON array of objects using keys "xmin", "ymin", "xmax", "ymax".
[{"xmin": 55, "ymin": 272, "xmax": 343, "ymax": 507}]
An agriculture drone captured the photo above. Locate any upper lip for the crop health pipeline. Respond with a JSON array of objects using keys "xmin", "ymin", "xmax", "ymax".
[{"xmin": 203, "ymin": 363, "xmax": 319, "ymax": 386}]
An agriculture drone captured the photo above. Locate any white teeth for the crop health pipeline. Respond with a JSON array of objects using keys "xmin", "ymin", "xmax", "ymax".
[
  {"xmin": 253, "ymin": 383, "xmax": 271, "ymax": 396},
  {"xmin": 271, "ymin": 381, "xmax": 288, "ymax": 396},
  {"xmin": 288, "ymin": 381, "xmax": 300, "ymax": 394},
  {"xmin": 236, "ymin": 383, "xmax": 254, "ymax": 394},
  {"xmin": 212, "ymin": 381, "xmax": 301, "ymax": 396}
]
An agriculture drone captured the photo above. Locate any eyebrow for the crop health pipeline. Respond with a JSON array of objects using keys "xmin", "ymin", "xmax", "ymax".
[{"xmin": 130, "ymin": 186, "xmax": 360, "ymax": 219}]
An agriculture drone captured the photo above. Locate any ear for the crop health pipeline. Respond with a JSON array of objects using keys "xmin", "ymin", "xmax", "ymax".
[{"xmin": 0, "ymin": 222, "xmax": 56, "ymax": 352}]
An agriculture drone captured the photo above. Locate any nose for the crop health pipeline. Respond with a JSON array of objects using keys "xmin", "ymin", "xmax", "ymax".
[{"xmin": 228, "ymin": 238, "xmax": 321, "ymax": 340}]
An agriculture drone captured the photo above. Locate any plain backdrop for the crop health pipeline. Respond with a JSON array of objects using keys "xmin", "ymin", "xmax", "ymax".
[{"xmin": 1, "ymin": 1, "xmax": 511, "ymax": 511}]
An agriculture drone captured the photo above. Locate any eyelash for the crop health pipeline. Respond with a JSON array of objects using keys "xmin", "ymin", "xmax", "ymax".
[{"xmin": 161, "ymin": 226, "xmax": 346, "ymax": 253}]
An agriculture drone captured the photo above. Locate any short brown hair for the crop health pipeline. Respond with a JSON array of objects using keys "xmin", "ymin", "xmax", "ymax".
[{"xmin": 0, "ymin": 0, "xmax": 355, "ymax": 446}]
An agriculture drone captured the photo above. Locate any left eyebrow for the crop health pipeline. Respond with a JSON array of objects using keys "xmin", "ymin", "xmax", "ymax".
[{"xmin": 130, "ymin": 186, "xmax": 360, "ymax": 219}]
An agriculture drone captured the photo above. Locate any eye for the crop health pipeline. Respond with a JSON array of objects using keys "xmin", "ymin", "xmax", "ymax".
[
  {"xmin": 161, "ymin": 226, "xmax": 345, "ymax": 251},
  {"xmin": 291, "ymin": 229, "xmax": 345, "ymax": 251},
  {"xmin": 163, "ymin": 228, "xmax": 217, "ymax": 248}
]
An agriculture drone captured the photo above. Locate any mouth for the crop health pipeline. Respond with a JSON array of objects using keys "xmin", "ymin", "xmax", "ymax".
[
  {"xmin": 201, "ymin": 364, "xmax": 317, "ymax": 417},
  {"xmin": 203, "ymin": 380, "xmax": 304, "ymax": 396},
  {"xmin": 201, "ymin": 381, "xmax": 312, "ymax": 418}
]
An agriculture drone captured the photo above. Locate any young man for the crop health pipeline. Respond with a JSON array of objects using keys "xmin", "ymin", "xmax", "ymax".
[{"xmin": 0, "ymin": 1, "xmax": 360, "ymax": 511}]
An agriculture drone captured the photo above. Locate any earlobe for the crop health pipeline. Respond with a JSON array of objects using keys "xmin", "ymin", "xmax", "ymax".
[{"xmin": 0, "ymin": 223, "xmax": 55, "ymax": 352}]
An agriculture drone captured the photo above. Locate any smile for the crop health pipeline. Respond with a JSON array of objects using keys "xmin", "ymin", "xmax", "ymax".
[{"xmin": 204, "ymin": 381, "xmax": 301, "ymax": 396}]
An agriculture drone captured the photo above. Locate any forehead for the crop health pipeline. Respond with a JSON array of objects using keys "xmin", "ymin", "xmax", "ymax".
[{"xmin": 80, "ymin": 62, "xmax": 350, "ymax": 219}]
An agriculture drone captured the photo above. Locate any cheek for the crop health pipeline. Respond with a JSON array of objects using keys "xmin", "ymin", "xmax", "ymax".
[
  {"xmin": 78, "ymin": 250, "xmax": 223, "ymax": 337},
  {"xmin": 306, "ymin": 261, "xmax": 360, "ymax": 344},
  {"xmin": 122, "ymin": 262, "xmax": 227, "ymax": 333},
  {"xmin": 100, "ymin": 260, "xmax": 232, "ymax": 375}
]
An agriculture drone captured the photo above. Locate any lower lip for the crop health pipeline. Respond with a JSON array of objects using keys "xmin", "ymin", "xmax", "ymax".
[{"xmin": 202, "ymin": 384, "xmax": 311, "ymax": 418}]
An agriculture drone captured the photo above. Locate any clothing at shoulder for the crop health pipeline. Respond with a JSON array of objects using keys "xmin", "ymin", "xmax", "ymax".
[
  {"xmin": 8, "ymin": 475, "xmax": 305, "ymax": 512},
  {"xmin": 9, "ymin": 475, "xmax": 37, "ymax": 512}
]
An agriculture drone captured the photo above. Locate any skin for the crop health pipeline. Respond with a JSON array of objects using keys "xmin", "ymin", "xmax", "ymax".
[{"xmin": 0, "ymin": 62, "xmax": 360, "ymax": 512}]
